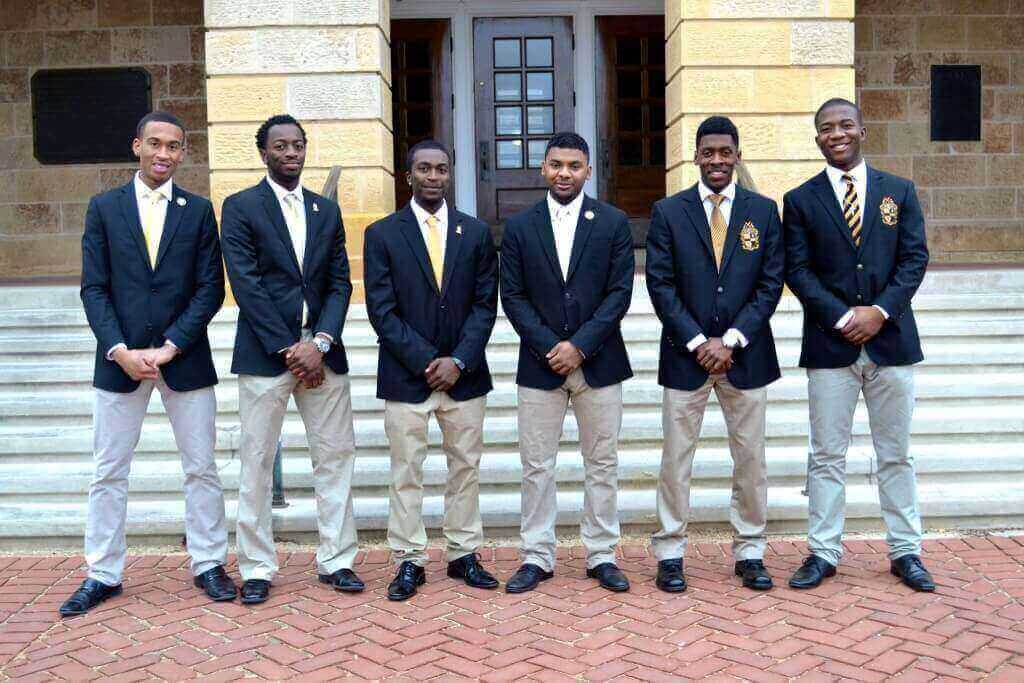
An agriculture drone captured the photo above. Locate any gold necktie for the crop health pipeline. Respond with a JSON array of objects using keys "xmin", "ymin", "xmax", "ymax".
[
  {"xmin": 283, "ymin": 194, "xmax": 305, "ymax": 273},
  {"xmin": 425, "ymin": 214, "xmax": 443, "ymax": 287},
  {"xmin": 709, "ymin": 193, "xmax": 727, "ymax": 270},
  {"xmin": 142, "ymin": 191, "xmax": 164, "ymax": 268},
  {"xmin": 842, "ymin": 173, "xmax": 862, "ymax": 247}
]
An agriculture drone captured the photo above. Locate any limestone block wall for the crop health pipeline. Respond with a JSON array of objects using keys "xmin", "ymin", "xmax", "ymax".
[
  {"xmin": 855, "ymin": 0, "xmax": 1024, "ymax": 263},
  {"xmin": 0, "ymin": 0, "xmax": 208, "ymax": 282},
  {"xmin": 204, "ymin": 0, "xmax": 394, "ymax": 303},
  {"xmin": 664, "ymin": 0, "xmax": 856, "ymax": 204}
]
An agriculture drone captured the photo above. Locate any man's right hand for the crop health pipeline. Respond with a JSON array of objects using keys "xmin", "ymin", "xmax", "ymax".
[{"xmin": 113, "ymin": 347, "xmax": 159, "ymax": 381}]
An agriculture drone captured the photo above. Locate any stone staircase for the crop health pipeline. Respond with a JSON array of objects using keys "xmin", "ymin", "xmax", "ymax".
[{"xmin": 1, "ymin": 268, "xmax": 1022, "ymax": 545}]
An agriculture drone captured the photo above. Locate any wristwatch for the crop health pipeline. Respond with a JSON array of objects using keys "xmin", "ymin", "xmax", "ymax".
[{"xmin": 312, "ymin": 337, "xmax": 331, "ymax": 354}]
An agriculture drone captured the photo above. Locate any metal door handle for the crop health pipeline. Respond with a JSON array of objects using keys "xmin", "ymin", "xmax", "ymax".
[{"xmin": 479, "ymin": 141, "xmax": 490, "ymax": 181}]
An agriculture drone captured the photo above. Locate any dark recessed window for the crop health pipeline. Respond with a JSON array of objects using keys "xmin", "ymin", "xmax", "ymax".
[
  {"xmin": 930, "ymin": 65, "xmax": 981, "ymax": 141},
  {"xmin": 32, "ymin": 68, "xmax": 152, "ymax": 165}
]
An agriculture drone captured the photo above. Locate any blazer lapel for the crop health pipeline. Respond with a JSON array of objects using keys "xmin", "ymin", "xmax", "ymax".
[
  {"xmin": 398, "ymin": 205, "xmax": 441, "ymax": 295},
  {"xmin": 118, "ymin": 182, "xmax": 153, "ymax": 272},
  {"xmin": 858, "ymin": 166, "xmax": 885, "ymax": 250},
  {"xmin": 301, "ymin": 190, "xmax": 320, "ymax": 275},
  {"xmin": 154, "ymin": 186, "xmax": 186, "ymax": 270},
  {"xmin": 718, "ymin": 186, "xmax": 749, "ymax": 276},
  {"xmin": 681, "ymin": 185, "xmax": 716, "ymax": 264},
  {"xmin": 565, "ymin": 196, "xmax": 596, "ymax": 284},
  {"xmin": 260, "ymin": 180, "xmax": 302, "ymax": 276},
  {"xmin": 534, "ymin": 200, "xmax": 565, "ymax": 286},
  {"xmin": 440, "ymin": 204, "xmax": 464, "ymax": 298},
  {"xmin": 810, "ymin": 171, "xmax": 859, "ymax": 252}
]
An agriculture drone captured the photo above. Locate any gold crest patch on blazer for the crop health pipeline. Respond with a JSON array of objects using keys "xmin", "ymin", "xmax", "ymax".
[
  {"xmin": 880, "ymin": 196, "xmax": 899, "ymax": 226},
  {"xmin": 739, "ymin": 221, "xmax": 760, "ymax": 251}
]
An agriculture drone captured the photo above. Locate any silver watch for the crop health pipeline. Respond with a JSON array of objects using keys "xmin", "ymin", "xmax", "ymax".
[{"xmin": 312, "ymin": 337, "xmax": 331, "ymax": 354}]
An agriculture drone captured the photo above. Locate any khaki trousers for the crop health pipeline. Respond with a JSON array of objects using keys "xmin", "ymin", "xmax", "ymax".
[
  {"xmin": 86, "ymin": 375, "xmax": 228, "ymax": 585},
  {"xmin": 517, "ymin": 368, "xmax": 623, "ymax": 572},
  {"xmin": 806, "ymin": 349, "xmax": 921, "ymax": 565},
  {"xmin": 235, "ymin": 367, "xmax": 357, "ymax": 581},
  {"xmin": 651, "ymin": 376, "xmax": 768, "ymax": 562},
  {"xmin": 384, "ymin": 392, "xmax": 487, "ymax": 566}
]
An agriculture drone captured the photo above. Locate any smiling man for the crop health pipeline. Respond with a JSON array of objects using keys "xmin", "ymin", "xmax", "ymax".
[
  {"xmin": 500, "ymin": 132, "xmax": 634, "ymax": 594},
  {"xmin": 220, "ymin": 114, "xmax": 361, "ymax": 605},
  {"xmin": 783, "ymin": 98, "xmax": 933, "ymax": 592}
]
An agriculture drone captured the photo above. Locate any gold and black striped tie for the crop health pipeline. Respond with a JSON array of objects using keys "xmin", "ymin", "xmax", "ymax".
[{"xmin": 842, "ymin": 173, "xmax": 861, "ymax": 247}]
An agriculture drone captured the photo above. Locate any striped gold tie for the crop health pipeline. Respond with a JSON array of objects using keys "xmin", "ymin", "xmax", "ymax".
[
  {"xmin": 142, "ymin": 191, "xmax": 164, "ymax": 268},
  {"xmin": 708, "ymin": 193, "xmax": 728, "ymax": 270},
  {"xmin": 842, "ymin": 173, "xmax": 862, "ymax": 247},
  {"xmin": 425, "ymin": 214, "xmax": 443, "ymax": 287}
]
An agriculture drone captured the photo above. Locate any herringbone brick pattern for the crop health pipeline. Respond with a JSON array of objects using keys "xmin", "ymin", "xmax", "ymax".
[{"xmin": 1, "ymin": 535, "xmax": 1022, "ymax": 681}]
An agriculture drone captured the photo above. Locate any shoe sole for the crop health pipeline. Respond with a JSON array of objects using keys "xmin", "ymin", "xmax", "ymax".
[
  {"xmin": 505, "ymin": 573, "xmax": 552, "ymax": 594},
  {"xmin": 192, "ymin": 577, "xmax": 238, "ymax": 601},
  {"xmin": 890, "ymin": 568, "xmax": 935, "ymax": 592},
  {"xmin": 655, "ymin": 581, "xmax": 687, "ymax": 593},
  {"xmin": 387, "ymin": 573, "xmax": 426, "ymax": 601},
  {"xmin": 59, "ymin": 585, "xmax": 123, "ymax": 616},
  {"xmin": 317, "ymin": 575, "xmax": 365, "ymax": 593}
]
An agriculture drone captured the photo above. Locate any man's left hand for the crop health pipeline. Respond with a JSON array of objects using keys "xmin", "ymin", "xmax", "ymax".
[
  {"xmin": 285, "ymin": 341, "xmax": 324, "ymax": 381},
  {"xmin": 425, "ymin": 357, "xmax": 461, "ymax": 392},
  {"xmin": 842, "ymin": 306, "xmax": 885, "ymax": 346},
  {"xmin": 145, "ymin": 344, "xmax": 178, "ymax": 367},
  {"xmin": 546, "ymin": 341, "xmax": 584, "ymax": 376},
  {"xmin": 696, "ymin": 338, "xmax": 734, "ymax": 374}
]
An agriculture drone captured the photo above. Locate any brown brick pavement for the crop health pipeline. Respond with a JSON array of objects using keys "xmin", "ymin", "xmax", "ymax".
[{"xmin": 1, "ymin": 534, "xmax": 1023, "ymax": 681}]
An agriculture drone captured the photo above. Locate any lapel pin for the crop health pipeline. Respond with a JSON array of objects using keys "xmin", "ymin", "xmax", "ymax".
[
  {"xmin": 312, "ymin": 202, "xmax": 319, "ymax": 212},
  {"xmin": 456, "ymin": 224, "xmax": 462, "ymax": 235},
  {"xmin": 176, "ymin": 197, "xmax": 186, "ymax": 206},
  {"xmin": 584, "ymin": 210, "xmax": 595, "ymax": 220}
]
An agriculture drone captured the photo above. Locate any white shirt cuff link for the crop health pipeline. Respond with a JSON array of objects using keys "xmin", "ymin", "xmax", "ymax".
[{"xmin": 687, "ymin": 333, "xmax": 708, "ymax": 352}]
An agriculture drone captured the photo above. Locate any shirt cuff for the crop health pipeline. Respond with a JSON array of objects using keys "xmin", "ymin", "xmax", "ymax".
[
  {"xmin": 723, "ymin": 328, "xmax": 748, "ymax": 349},
  {"xmin": 834, "ymin": 309, "xmax": 854, "ymax": 330},
  {"xmin": 164, "ymin": 339, "xmax": 179, "ymax": 351},
  {"xmin": 686, "ymin": 333, "xmax": 708, "ymax": 352},
  {"xmin": 452, "ymin": 357, "xmax": 465, "ymax": 371},
  {"xmin": 106, "ymin": 343, "xmax": 127, "ymax": 361},
  {"xmin": 873, "ymin": 305, "xmax": 889, "ymax": 320}
]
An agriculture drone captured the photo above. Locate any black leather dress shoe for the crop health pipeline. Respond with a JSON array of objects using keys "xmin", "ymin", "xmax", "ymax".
[
  {"xmin": 193, "ymin": 566, "xmax": 237, "ymax": 601},
  {"xmin": 505, "ymin": 563, "xmax": 553, "ymax": 593},
  {"xmin": 586, "ymin": 562, "xmax": 630, "ymax": 592},
  {"xmin": 388, "ymin": 561, "xmax": 426, "ymax": 601},
  {"xmin": 59, "ymin": 578, "xmax": 123, "ymax": 616},
  {"xmin": 891, "ymin": 555, "xmax": 935, "ymax": 592},
  {"xmin": 318, "ymin": 568, "xmax": 365, "ymax": 593},
  {"xmin": 447, "ymin": 553, "xmax": 499, "ymax": 589},
  {"xmin": 655, "ymin": 559, "xmax": 687, "ymax": 593},
  {"xmin": 788, "ymin": 555, "xmax": 836, "ymax": 589},
  {"xmin": 735, "ymin": 559, "xmax": 773, "ymax": 591},
  {"xmin": 240, "ymin": 579, "xmax": 271, "ymax": 604}
]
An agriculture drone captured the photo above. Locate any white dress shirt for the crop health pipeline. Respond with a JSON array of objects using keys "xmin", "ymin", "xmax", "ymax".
[
  {"xmin": 686, "ymin": 180, "xmax": 748, "ymax": 353},
  {"xmin": 547, "ymin": 191, "xmax": 585, "ymax": 280},
  {"xmin": 823, "ymin": 160, "xmax": 889, "ymax": 328},
  {"xmin": 410, "ymin": 197, "xmax": 447, "ymax": 257}
]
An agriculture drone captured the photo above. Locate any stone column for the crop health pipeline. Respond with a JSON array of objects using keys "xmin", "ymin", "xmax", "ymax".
[
  {"xmin": 204, "ymin": 0, "xmax": 393, "ymax": 302},
  {"xmin": 664, "ymin": 0, "xmax": 855, "ymax": 203}
]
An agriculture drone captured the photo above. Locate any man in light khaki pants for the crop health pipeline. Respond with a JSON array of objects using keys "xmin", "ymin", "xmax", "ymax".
[{"xmin": 645, "ymin": 116, "xmax": 785, "ymax": 593}]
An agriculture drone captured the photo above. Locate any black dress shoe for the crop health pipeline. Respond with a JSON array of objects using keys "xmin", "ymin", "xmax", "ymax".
[
  {"xmin": 447, "ymin": 553, "xmax": 499, "ymax": 589},
  {"xmin": 318, "ymin": 568, "xmax": 365, "ymax": 593},
  {"xmin": 505, "ymin": 563, "xmax": 553, "ymax": 593},
  {"xmin": 655, "ymin": 559, "xmax": 687, "ymax": 593},
  {"xmin": 59, "ymin": 578, "xmax": 123, "ymax": 616},
  {"xmin": 788, "ymin": 555, "xmax": 836, "ymax": 589},
  {"xmin": 388, "ymin": 561, "xmax": 426, "ymax": 601},
  {"xmin": 890, "ymin": 555, "xmax": 935, "ymax": 592},
  {"xmin": 586, "ymin": 562, "xmax": 630, "ymax": 592},
  {"xmin": 735, "ymin": 559, "xmax": 773, "ymax": 591},
  {"xmin": 240, "ymin": 579, "xmax": 271, "ymax": 604},
  {"xmin": 193, "ymin": 566, "xmax": 237, "ymax": 601}
]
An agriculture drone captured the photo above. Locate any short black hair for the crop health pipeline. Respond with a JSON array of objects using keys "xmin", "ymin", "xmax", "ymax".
[
  {"xmin": 256, "ymin": 114, "xmax": 307, "ymax": 150},
  {"xmin": 407, "ymin": 139, "xmax": 451, "ymax": 171},
  {"xmin": 815, "ymin": 97, "xmax": 862, "ymax": 127},
  {"xmin": 695, "ymin": 116, "xmax": 739, "ymax": 149},
  {"xmin": 135, "ymin": 111, "xmax": 185, "ymax": 140},
  {"xmin": 545, "ymin": 131, "xmax": 589, "ymax": 161}
]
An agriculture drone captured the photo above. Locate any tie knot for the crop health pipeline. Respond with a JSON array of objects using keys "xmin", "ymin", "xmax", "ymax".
[
  {"xmin": 147, "ymin": 191, "xmax": 163, "ymax": 206},
  {"xmin": 709, "ymin": 193, "xmax": 725, "ymax": 207},
  {"xmin": 426, "ymin": 214, "xmax": 439, "ymax": 228},
  {"xmin": 842, "ymin": 173, "xmax": 854, "ymax": 184}
]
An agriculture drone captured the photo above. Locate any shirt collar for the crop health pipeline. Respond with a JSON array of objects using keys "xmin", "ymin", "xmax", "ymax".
[
  {"xmin": 266, "ymin": 174, "xmax": 304, "ymax": 204},
  {"xmin": 825, "ymin": 159, "xmax": 867, "ymax": 186},
  {"xmin": 134, "ymin": 171, "xmax": 173, "ymax": 203},
  {"xmin": 698, "ymin": 180, "xmax": 736, "ymax": 204},
  {"xmin": 410, "ymin": 197, "xmax": 448, "ymax": 228},
  {"xmin": 546, "ymin": 191, "xmax": 585, "ymax": 219}
]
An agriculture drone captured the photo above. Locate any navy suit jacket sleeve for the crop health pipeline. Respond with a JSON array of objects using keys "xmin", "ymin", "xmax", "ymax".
[
  {"xmin": 645, "ymin": 202, "xmax": 704, "ymax": 348},
  {"xmin": 363, "ymin": 224, "xmax": 438, "ymax": 375},
  {"xmin": 874, "ymin": 182, "xmax": 928, "ymax": 322},
  {"xmin": 569, "ymin": 211, "xmax": 634, "ymax": 357},
  {"xmin": 313, "ymin": 207, "xmax": 352, "ymax": 341},
  {"xmin": 451, "ymin": 228, "xmax": 498, "ymax": 373},
  {"xmin": 162, "ymin": 201, "xmax": 225, "ymax": 353},
  {"xmin": 499, "ymin": 223, "xmax": 561, "ymax": 359},
  {"xmin": 730, "ymin": 204, "xmax": 784, "ymax": 343},
  {"xmin": 80, "ymin": 197, "xmax": 126, "ymax": 354},
  {"xmin": 783, "ymin": 191, "xmax": 850, "ymax": 328},
  {"xmin": 220, "ymin": 195, "xmax": 297, "ymax": 355}
]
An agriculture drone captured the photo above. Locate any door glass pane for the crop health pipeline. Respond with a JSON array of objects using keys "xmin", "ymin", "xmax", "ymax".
[
  {"xmin": 650, "ymin": 104, "xmax": 665, "ymax": 133},
  {"xmin": 406, "ymin": 74, "xmax": 431, "ymax": 102},
  {"xmin": 495, "ymin": 73, "xmax": 522, "ymax": 101},
  {"xmin": 527, "ymin": 106, "xmax": 553, "ymax": 134},
  {"xmin": 407, "ymin": 107, "xmax": 432, "ymax": 136},
  {"xmin": 527, "ymin": 139, "xmax": 548, "ymax": 168},
  {"xmin": 525, "ymin": 38, "xmax": 553, "ymax": 67},
  {"xmin": 618, "ymin": 105, "xmax": 642, "ymax": 133},
  {"xmin": 650, "ymin": 137, "xmax": 666, "ymax": 165},
  {"xmin": 617, "ymin": 70, "xmax": 642, "ymax": 99},
  {"xmin": 618, "ymin": 139, "xmax": 642, "ymax": 166},
  {"xmin": 526, "ymin": 72, "xmax": 553, "ymax": 101},
  {"xmin": 496, "ymin": 106, "xmax": 523, "ymax": 135},
  {"xmin": 406, "ymin": 40, "xmax": 431, "ymax": 68},
  {"xmin": 648, "ymin": 39, "xmax": 665, "ymax": 66},
  {"xmin": 616, "ymin": 37, "xmax": 642, "ymax": 66},
  {"xmin": 494, "ymin": 39, "xmax": 521, "ymax": 68},
  {"xmin": 496, "ymin": 139, "xmax": 523, "ymax": 168},
  {"xmin": 649, "ymin": 69, "xmax": 665, "ymax": 97}
]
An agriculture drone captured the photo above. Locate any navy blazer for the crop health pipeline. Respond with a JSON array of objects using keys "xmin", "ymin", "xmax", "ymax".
[
  {"xmin": 80, "ymin": 180, "xmax": 224, "ymax": 393},
  {"xmin": 783, "ymin": 166, "xmax": 928, "ymax": 368},
  {"xmin": 500, "ymin": 195, "xmax": 634, "ymax": 391},
  {"xmin": 220, "ymin": 179, "xmax": 352, "ymax": 377},
  {"xmin": 364, "ymin": 204, "xmax": 498, "ymax": 403},
  {"xmin": 646, "ymin": 184, "xmax": 784, "ymax": 391}
]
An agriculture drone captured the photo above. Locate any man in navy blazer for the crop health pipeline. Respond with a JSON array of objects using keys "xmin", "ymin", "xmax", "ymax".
[
  {"xmin": 220, "ymin": 114, "xmax": 361, "ymax": 604},
  {"xmin": 784, "ymin": 98, "xmax": 933, "ymax": 592},
  {"xmin": 62, "ymin": 111, "xmax": 234, "ymax": 616},
  {"xmin": 500, "ymin": 132, "xmax": 634, "ymax": 594},
  {"xmin": 646, "ymin": 116, "xmax": 784, "ymax": 593},
  {"xmin": 364, "ymin": 140, "xmax": 499, "ymax": 601}
]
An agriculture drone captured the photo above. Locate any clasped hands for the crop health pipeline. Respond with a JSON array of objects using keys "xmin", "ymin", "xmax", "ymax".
[
  {"xmin": 112, "ymin": 344, "xmax": 178, "ymax": 382},
  {"xmin": 424, "ymin": 357, "xmax": 461, "ymax": 392},
  {"xmin": 840, "ymin": 306, "xmax": 885, "ymax": 346},
  {"xmin": 282, "ymin": 340, "xmax": 325, "ymax": 388},
  {"xmin": 696, "ymin": 338, "xmax": 733, "ymax": 374},
  {"xmin": 547, "ymin": 340, "xmax": 584, "ymax": 376}
]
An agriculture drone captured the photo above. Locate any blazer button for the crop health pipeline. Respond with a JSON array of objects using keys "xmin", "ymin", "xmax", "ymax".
[
  {"xmin": 713, "ymin": 316, "xmax": 720, "ymax": 323},
  {"xmin": 717, "ymin": 286, "xmax": 724, "ymax": 293},
  {"xmin": 563, "ymin": 324, "xmax": 569, "ymax": 331},
  {"xmin": 441, "ymin": 304, "xmax": 447, "ymax": 310},
  {"xmin": 564, "ymin": 292, "xmax": 571, "ymax": 299},
  {"xmin": 856, "ymin": 294, "xmax": 863, "ymax": 301},
  {"xmin": 856, "ymin": 263, "xmax": 864, "ymax": 271}
]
